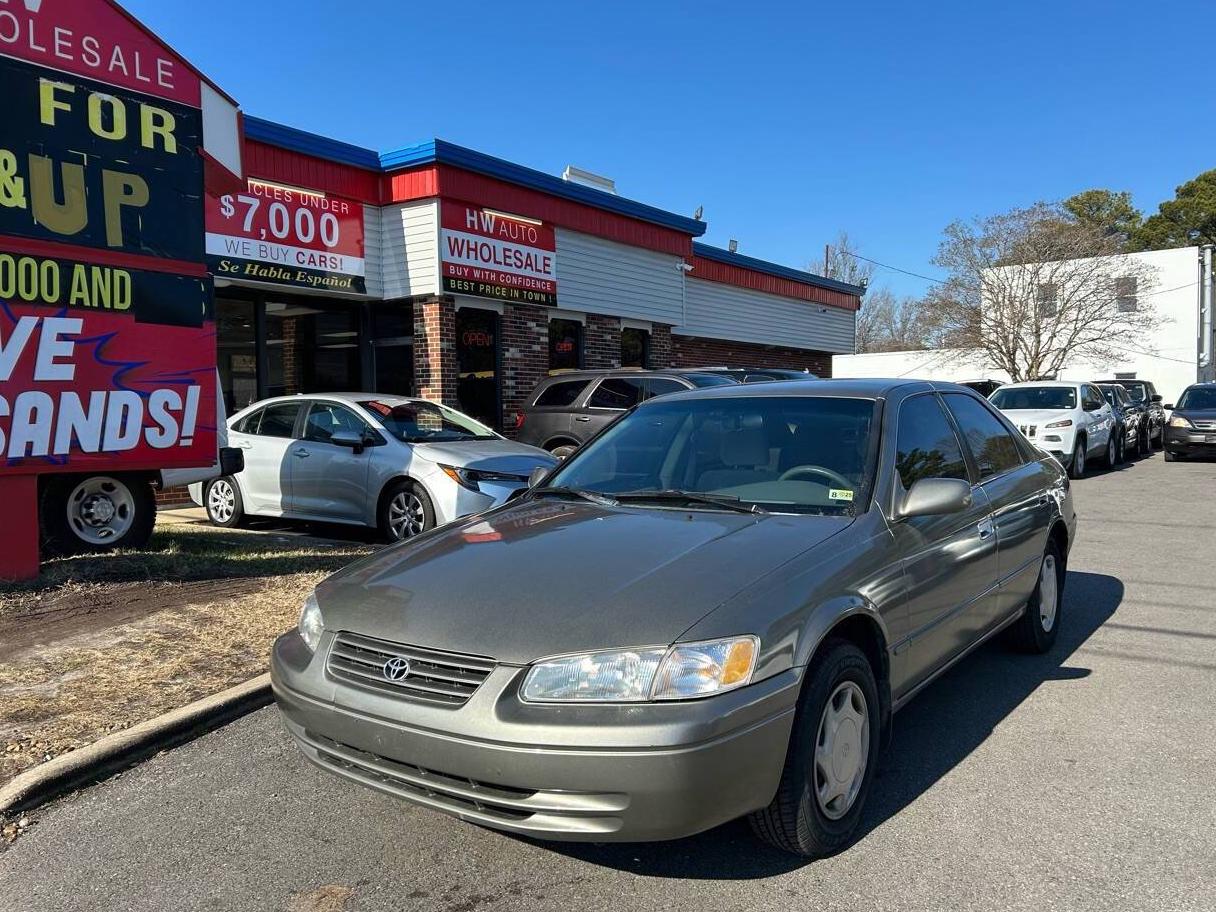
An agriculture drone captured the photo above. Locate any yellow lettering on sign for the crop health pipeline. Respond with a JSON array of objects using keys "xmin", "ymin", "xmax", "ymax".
[
  {"xmin": 87, "ymin": 93, "xmax": 128, "ymax": 142},
  {"xmin": 140, "ymin": 105, "xmax": 177, "ymax": 154},
  {"xmin": 100, "ymin": 170, "xmax": 149, "ymax": 248},
  {"xmin": 38, "ymin": 79, "xmax": 75, "ymax": 127},
  {"xmin": 28, "ymin": 154, "xmax": 88, "ymax": 236}
]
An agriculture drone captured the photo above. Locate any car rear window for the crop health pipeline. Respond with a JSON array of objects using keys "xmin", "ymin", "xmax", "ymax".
[
  {"xmin": 256, "ymin": 403, "xmax": 302, "ymax": 438},
  {"xmin": 589, "ymin": 377, "xmax": 646, "ymax": 409},
  {"xmin": 534, "ymin": 379, "xmax": 587, "ymax": 408}
]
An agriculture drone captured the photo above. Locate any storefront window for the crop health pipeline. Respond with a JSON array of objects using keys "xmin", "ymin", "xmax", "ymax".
[
  {"xmin": 216, "ymin": 296, "xmax": 257, "ymax": 413},
  {"xmin": 371, "ymin": 302, "xmax": 414, "ymax": 396},
  {"xmin": 621, "ymin": 327, "xmax": 650, "ymax": 368},
  {"xmin": 264, "ymin": 299, "xmax": 361, "ymax": 398},
  {"xmin": 549, "ymin": 318, "xmax": 582, "ymax": 373},
  {"xmin": 456, "ymin": 308, "xmax": 500, "ymax": 427}
]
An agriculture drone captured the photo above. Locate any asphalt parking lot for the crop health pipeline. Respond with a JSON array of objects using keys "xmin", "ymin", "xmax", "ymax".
[{"xmin": 2, "ymin": 452, "xmax": 1214, "ymax": 912}]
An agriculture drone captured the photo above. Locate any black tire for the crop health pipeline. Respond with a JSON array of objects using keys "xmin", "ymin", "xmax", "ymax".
[
  {"xmin": 378, "ymin": 479, "xmax": 435, "ymax": 543},
  {"xmin": 546, "ymin": 441, "xmax": 578, "ymax": 459},
  {"xmin": 203, "ymin": 476, "xmax": 245, "ymax": 527},
  {"xmin": 1102, "ymin": 432, "xmax": 1118, "ymax": 469},
  {"xmin": 749, "ymin": 639, "xmax": 881, "ymax": 858},
  {"xmin": 1138, "ymin": 426, "xmax": 1151, "ymax": 457},
  {"xmin": 1067, "ymin": 438, "xmax": 1087, "ymax": 479},
  {"xmin": 40, "ymin": 473, "xmax": 156, "ymax": 557},
  {"xmin": 1007, "ymin": 537, "xmax": 1065, "ymax": 653},
  {"xmin": 1152, "ymin": 425, "xmax": 1164, "ymax": 449},
  {"xmin": 1164, "ymin": 449, "xmax": 1178, "ymax": 462}
]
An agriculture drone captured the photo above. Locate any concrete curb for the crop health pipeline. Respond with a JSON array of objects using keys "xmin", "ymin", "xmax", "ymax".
[{"xmin": 0, "ymin": 673, "xmax": 272, "ymax": 817}]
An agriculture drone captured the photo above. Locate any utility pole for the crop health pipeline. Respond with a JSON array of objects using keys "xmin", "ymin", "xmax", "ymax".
[{"xmin": 824, "ymin": 244, "xmax": 831, "ymax": 278}]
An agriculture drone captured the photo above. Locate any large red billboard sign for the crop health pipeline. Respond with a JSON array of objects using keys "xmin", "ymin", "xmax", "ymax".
[
  {"xmin": 205, "ymin": 179, "xmax": 367, "ymax": 294},
  {"xmin": 441, "ymin": 201, "xmax": 557, "ymax": 306},
  {"xmin": 0, "ymin": 0, "xmax": 217, "ymax": 478}
]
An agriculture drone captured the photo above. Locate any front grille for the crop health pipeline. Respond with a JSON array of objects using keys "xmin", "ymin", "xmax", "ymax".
[
  {"xmin": 327, "ymin": 631, "xmax": 495, "ymax": 707},
  {"xmin": 1192, "ymin": 419, "xmax": 1216, "ymax": 431},
  {"xmin": 1018, "ymin": 424, "xmax": 1038, "ymax": 438}
]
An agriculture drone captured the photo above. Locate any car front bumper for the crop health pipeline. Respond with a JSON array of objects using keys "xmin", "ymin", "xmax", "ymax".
[
  {"xmin": 271, "ymin": 630, "xmax": 798, "ymax": 842},
  {"xmin": 1164, "ymin": 426, "xmax": 1216, "ymax": 457}
]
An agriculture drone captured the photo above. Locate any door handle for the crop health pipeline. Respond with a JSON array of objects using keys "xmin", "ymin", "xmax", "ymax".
[
  {"xmin": 294, "ymin": 448, "xmax": 310, "ymax": 458},
  {"xmin": 574, "ymin": 416, "xmax": 591, "ymax": 422},
  {"xmin": 977, "ymin": 519, "xmax": 994, "ymax": 539}
]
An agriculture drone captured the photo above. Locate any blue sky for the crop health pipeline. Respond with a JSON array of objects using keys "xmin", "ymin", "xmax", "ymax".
[{"xmin": 128, "ymin": 0, "xmax": 1213, "ymax": 298}]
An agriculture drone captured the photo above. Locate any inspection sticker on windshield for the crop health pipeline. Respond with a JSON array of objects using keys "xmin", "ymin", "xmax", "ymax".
[{"xmin": 829, "ymin": 489, "xmax": 854, "ymax": 502}]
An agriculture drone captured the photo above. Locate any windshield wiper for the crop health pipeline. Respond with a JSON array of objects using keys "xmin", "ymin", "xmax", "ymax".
[
  {"xmin": 613, "ymin": 489, "xmax": 769, "ymax": 515},
  {"xmin": 530, "ymin": 486, "xmax": 619, "ymax": 506}
]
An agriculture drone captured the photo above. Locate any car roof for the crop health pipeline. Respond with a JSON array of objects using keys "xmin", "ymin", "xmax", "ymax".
[
  {"xmin": 639, "ymin": 377, "xmax": 964, "ymax": 403},
  {"xmin": 238, "ymin": 392, "xmax": 425, "ymax": 410},
  {"xmin": 996, "ymin": 380, "xmax": 1085, "ymax": 389}
]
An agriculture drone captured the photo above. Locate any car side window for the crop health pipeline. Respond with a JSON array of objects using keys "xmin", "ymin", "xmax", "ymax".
[
  {"xmin": 304, "ymin": 403, "xmax": 367, "ymax": 444},
  {"xmin": 256, "ymin": 403, "xmax": 302, "ymax": 439},
  {"xmin": 534, "ymin": 380, "xmax": 587, "ymax": 408},
  {"xmin": 644, "ymin": 378, "xmax": 685, "ymax": 399},
  {"xmin": 943, "ymin": 393, "xmax": 1024, "ymax": 480},
  {"xmin": 588, "ymin": 377, "xmax": 645, "ymax": 410},
  {"xmin": 895, "ymin": 394, "xmax": 970, "ymax": 490},
  {"xmin": 234, "ymin": 409, "xmax": 262, "ymax": 434},
  {"xmin": 1083, "ymin": 386, "xmax": 1104, "ymax": 411}
]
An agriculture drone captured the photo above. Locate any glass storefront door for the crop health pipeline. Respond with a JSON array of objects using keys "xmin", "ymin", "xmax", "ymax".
[
  {"xmin": 216, "ymin": 296, "xmax": 258, "ymax": 413},
  {"xmin": 456, "ymin": 307, "xmax": 500, "ymax": 427},
  {"xmin": 264, "ymin": 299, "xmax": 361, "ymax": 398}
]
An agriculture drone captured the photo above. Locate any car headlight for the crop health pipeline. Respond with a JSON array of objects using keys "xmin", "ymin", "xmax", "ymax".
[
  {"xmin": 1045, "ymin": 419, "xmax": 1073, "ymax": 429},
  {"xmin": 439, "ymin": 464, "xmax": 527, "ymax": 492},
  {"xmin": 1168, "ymin": 415, "xmax": 1193, "ymax": 429},
  {"xmin": 298, "ymin": 591, "xmax": 324, "ymax": 653},
  {"xmin": 520, "ymin": 636, "xmax": 759, "ymax": 703}
]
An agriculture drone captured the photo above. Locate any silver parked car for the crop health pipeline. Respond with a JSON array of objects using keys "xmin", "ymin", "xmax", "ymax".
[
  {"xmin": 271, "ymin": 379, "xmax": 1076, "ymax": 857},
  {"xmin": 194, "ymin": 394, "xmax": 557, "ymax": 541}
]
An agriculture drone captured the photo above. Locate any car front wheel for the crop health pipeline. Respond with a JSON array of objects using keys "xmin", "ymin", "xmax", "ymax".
[
  {"xmin": 750, "ymin": 639, "xmax": 880, "ymax": 857},
  {"xmin": 379, "ymin": 479, "xmax": 435, "ymax": 543},
  {"xmin": 1068, "ymin": 440, "xmax": 1086, "ymax": 478},
  {"xmin": 1103, "ymin": 433, "xmax": 1118, "ymax": 468}
]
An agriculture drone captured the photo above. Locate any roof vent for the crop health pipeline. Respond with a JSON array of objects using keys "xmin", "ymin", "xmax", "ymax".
[{"xmin": 562, "ymin": 165, "xmax": 616, "ymax": 195}]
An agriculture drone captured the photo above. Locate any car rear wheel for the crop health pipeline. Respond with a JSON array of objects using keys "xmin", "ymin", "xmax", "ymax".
[
  {"xmin": 40, "ymin": 474, "xmax": 156, "ymax": 556},
  {"xmin": 379, "ymin": 480, "xmax": 435, "ymax": 543},
  {"xmin": 749, "ymin": 639, "xmax": 880, "ymax": 858},
  {"xmin": 204, "ymin": 476, "xmax": 244, "ymax": 527},
  {"xmin": 1068, "ymin": 440, "xmax": 1086, "ymax": 478},
  {"xmin": 1007, "ymin": 538, "xmax": 1065, "ymax": 653},
  {"xmin": 1164, "ymin": 450, "xmax": 1179, "ymax": 462},
  {"xmin": 547, "ymin": 442, "xmax": 578, "ymax": 459}
]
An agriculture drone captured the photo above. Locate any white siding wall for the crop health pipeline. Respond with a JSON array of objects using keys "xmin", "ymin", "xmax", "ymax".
[
  {"xmin": 554, "ymin": 228, "xmax": 684, "ymax": 324},
  {"xmin": 380, "ymin": 200, "xmax": 439, "ymax": 298},
  {"xmin": 360, "ymin": 204, "xmax": 384, "ymax": 299},
  {"xmin": 678, "ymin": 277, "xmax": 857, "ymax": 354}
]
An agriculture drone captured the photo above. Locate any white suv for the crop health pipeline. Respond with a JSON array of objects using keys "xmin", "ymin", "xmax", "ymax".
[{"xmin": 989, "ymin": 380, "xmax": 1116, "ymax": 477}]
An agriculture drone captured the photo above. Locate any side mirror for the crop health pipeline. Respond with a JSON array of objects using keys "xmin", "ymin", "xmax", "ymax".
[
  {"xmin": 330, "ymin": 431, "xmax": 365, "ymax": 453},
  {"xmin": 528, "ymin": 465, "xmax": 551, "ymax": 488},
  {"xmin": 1151, "ymin": 394, "xmax": 1163, "ymax": 403},
  {"xmin": 899, "ymin": 477, "xmax": 972, "ymax": 519},
  {"xmin": 1164, "ymin": 403, "xmax": 1174, "ymax": 411}
]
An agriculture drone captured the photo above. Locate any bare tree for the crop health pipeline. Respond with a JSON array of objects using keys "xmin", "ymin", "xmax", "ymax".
[
  {"xmin": 819, "ymin": 231, "xmax": 874, "ymax": 287},
  {"xmin": 855, "ymin": 288, "xmax": 935, "ymax": 353},
  {"xmin": 925, "ymin": 203, "xmax": 1160, "ymax": 381}
]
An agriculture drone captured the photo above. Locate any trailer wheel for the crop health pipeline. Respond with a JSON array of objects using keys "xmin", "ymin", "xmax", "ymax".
[{"xmin": 40, "ymin": 474, "xmax": 157, "ymax": 556}]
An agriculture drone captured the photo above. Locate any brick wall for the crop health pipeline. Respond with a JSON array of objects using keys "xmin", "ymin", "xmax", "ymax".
[
  {"xmin": 156, "ymin": 486, "xmax": 194, "ymax": 508},
  {"xmin": 500, "ymin": 302, "xmax": 551, "ymax": 432},
  {"xmin": 413, "ymin": 296, "xmax": 459, "ymax": 407},
  {"xmin": 584, "ymin": 314, "xmax": 622, "ymax": 369},
  {"xmin": 672, "ymin": 335, "xmax": 833, "ymax": 376},
  {"xmin": 649, "ymin": 324, "xmax": 673, "ymax": 369}
]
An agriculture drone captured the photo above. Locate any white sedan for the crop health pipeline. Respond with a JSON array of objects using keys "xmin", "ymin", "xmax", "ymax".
[{"xmin": 191, "ymin": 394, "xmax": 557, "ymax": 541}]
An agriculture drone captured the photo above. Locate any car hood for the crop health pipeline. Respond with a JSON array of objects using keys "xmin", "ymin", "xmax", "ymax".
[
  {"xmin": 315, "ymin": 499, "xmax": 852, "ymax": 664},
  {"xmin": 996, "ymin": 408, "xmax": 1076, "ymax": 426},
  {"xmin": 409, "ymin": 439, "xmax": 556, "ymax": 475},
  {"xmin": 1172, "ymin": 408, "xmax": 1216, "ymax": 422}
]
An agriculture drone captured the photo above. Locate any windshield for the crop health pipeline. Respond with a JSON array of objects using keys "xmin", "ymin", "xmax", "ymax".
[
  {"xmin": 1117, "ymin": 381, "xmax": 1148, "ymax": 402},
  {"xmin": 541, "ymin": 396, "xmax": 876, "ymax": 515},
  {"xmin": 359, "ymin": 400, "xmax": 497, "ymax": 443},
  {"xmin": 990, "ymin": 386, "xmax": 1077, "ymax": 410},
  {"xmin": 1176, "ymin": 387, "xmax": 1216, "ymax": 410}
]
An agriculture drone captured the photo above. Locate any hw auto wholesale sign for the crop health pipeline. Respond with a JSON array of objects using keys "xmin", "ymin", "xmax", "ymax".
[
  {"xmin": 206, "ymin": 180, "xmax": 367, "ymax": 294},
  {"xmin": 441, "ymin": 201, "xmax": 557, "ymax": 306},
  {"xmin": 0, "ymin": 0, "xmax": 217, "ymax": 474}
]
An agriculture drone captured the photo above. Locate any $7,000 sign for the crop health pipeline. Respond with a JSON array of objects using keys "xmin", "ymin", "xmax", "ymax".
[{"xmin": 204, "ymin": 180, "xmax": 366, "ymax": 294}]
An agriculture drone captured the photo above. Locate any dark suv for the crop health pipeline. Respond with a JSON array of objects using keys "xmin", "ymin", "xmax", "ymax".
[
  {"xmin": 1113, "ymin": 379, "xmax": 1166, "ymax": 448},
  {"xmin": 516, "ymin": 369, "xmax": 737, "ymax": 456}
]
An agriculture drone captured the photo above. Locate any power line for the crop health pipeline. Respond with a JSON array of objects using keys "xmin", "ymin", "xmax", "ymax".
[{"xmin": 836, "ymin": 250, "xmax": 947, "ymax": 285}]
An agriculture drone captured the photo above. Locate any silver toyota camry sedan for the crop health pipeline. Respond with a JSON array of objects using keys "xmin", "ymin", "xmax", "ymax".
[
  {"xmin": 271, "ymin": 379, "xmax": 1076, "ymax": 857},
  {"xmin": 194, "ymin": 393, "xmax": 557, "ymax": 541}
]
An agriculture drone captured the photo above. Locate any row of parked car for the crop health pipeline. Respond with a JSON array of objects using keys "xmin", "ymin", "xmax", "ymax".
[{"xmin": 195, "ymin": 366, "xmax": 815, "ymax": 540}]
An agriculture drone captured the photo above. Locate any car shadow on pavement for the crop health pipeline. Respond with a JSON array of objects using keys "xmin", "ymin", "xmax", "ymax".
[{"xmin": 534, "ymin": 569, "xmax": 1123, "ymax": 879}]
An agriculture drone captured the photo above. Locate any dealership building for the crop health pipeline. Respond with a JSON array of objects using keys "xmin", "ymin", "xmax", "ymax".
[{"xmin": 210, "ymin": 117, "xmax": 864, "ymax": 431}]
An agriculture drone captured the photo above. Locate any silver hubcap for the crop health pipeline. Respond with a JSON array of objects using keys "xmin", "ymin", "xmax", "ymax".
[
  {"xmin": 1039, "ymin": 554, "xmax": 1059, "ymax": 632},
  {"xmin": 388, "ymin": 491, "xmax": 425, "ymax": 540},
  {"xmin": 207, "ymin": 479, "xmax": 236, "ymax": 523},
  {"xmin": 814, "ymin": 681, "xmax": 870, "ymax": 820},
  {"xmin": 67, "ymin": 476, "xmax": 135, "ymax": 545}
]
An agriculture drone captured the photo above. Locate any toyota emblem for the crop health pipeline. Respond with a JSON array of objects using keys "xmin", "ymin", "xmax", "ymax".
[{"xmin": 383, "ymin": 657, "xmax": 411, "ymax": 681}]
